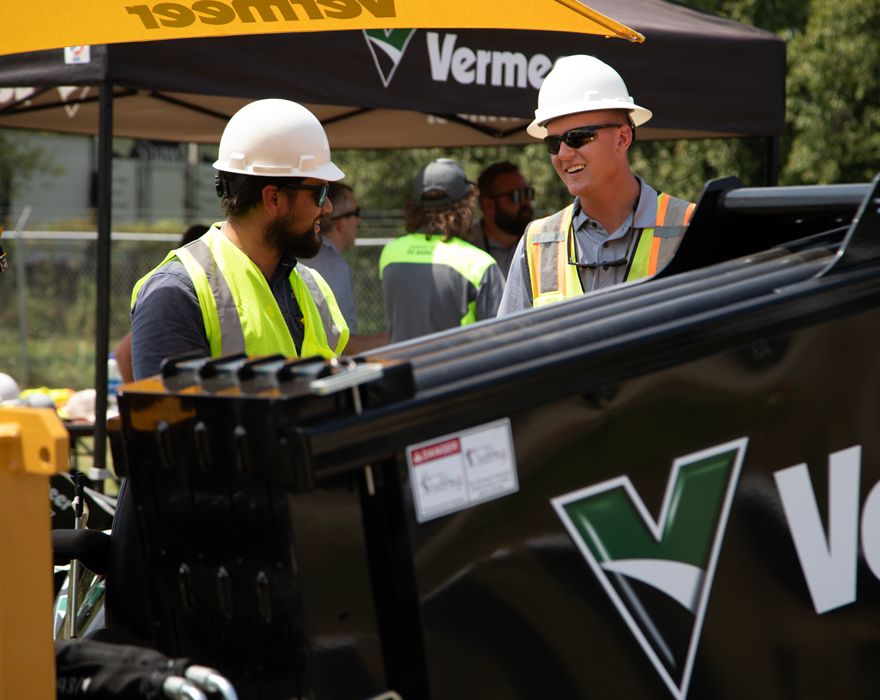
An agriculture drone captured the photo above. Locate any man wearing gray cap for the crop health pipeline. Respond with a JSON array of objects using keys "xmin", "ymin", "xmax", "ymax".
[
  {"xmin": 498, "ymin": 56, "xmax": 694, "ymax": 315},
  {"xmin": 379, "ymin": 158, "xmax": 504, "ymax": 344}
]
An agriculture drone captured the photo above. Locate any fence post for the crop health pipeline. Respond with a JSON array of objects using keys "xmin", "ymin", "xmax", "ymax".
[
  {"xmin": 13, "ymin": 205, "xmax": 32, "ymax": 387},
  {"xmin": 93, "ymin": 85, "xmax": 113, "ymax": 475}
]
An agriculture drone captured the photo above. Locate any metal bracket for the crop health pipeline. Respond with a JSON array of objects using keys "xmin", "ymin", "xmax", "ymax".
[{"xmin": 816, "ymin": 173, "xmax": 880, "ymax": 276}]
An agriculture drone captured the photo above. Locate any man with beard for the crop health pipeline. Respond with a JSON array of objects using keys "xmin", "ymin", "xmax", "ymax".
[
  {"xmin": 129, "ymin": 100, "xmax": 349, "ymax": 380},
  {"xmin": 470, "ymin": 162, "xmax": 534, "ymax": 280}
]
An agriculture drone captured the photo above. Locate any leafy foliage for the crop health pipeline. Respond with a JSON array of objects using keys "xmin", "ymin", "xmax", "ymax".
[
  {"xmin": 784, "ymin": 0, "xmax": 880, "ymax": 184},
  {"xmin": 0, "ymin": 129, "xmax": 62, "ymax": 225}
]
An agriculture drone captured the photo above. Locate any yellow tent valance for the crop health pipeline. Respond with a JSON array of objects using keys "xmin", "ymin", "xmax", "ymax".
[{"xmin": 0, "ymin": 0, "xmax": 643, "ymax": 58}]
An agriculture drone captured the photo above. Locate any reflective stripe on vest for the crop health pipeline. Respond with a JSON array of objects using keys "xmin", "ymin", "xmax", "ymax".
[
  {"xmin": 131, "ymin": 227, "xmax": 348, "ymax": 360},
  {"xmin": 525, "ymin": 193, "xmax": 695, "ymax": 308}
]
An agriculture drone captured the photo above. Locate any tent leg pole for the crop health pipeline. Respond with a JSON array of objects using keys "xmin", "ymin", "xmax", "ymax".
[
  {"xmin": 93, "ymin": 84, "xmax": 113, "ymax": 476},
  {"xmin": 766, "ymin": 135, "xmax": 780, "ymax": 187}
]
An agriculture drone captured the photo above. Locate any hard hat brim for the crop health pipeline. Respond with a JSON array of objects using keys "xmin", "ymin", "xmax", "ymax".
[
  {"xmin": 527, "ymin": 103, "xmax": 653, "ymax": 139},
  {"xmin": 213, "ymin": 160, "xmax": 345, "ymax": 182}
]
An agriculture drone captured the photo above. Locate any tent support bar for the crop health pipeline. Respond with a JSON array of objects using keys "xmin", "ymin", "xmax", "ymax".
[
  {"xmin": 321, "ymin": 108, "xmax": 374, "ymax": 127},
  {"xmin": 93, "ymin": 84, "xmax": 113, "ymax": 475},
  {"xmin": 429, "ymin": 113, "xmax": 530, "ymax": 139},
  {"xmin": 766, "ymin": 135, "xmax": 780, "ymax": 187},
  {"xmin": 148, "ymin": 92, "xmax": 232, "ymax": 121},
  {"xmin": 0, "ymin": 88, "xmax": 137, "ymax": 117},
  {"xmin": 0, "ymin": 87, "xmax": 52, "ymax": 117}
]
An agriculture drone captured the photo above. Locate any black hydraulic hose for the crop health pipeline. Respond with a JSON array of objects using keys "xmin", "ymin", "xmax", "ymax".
[
  {"xmin": 373, "ymin": 235, "xmax": 840, "ymax": 363},
  {"xmin": 412, "ymin": 252, "xmax": 833, "ymax": 393},
  {"xmin": 404, "ymin": 247, "xmax": 833, "ymax": 374}
]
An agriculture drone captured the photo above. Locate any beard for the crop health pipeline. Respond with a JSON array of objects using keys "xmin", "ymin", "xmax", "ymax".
[
  {"xmin": 494, "ymin": 205, "xmax": 534, "ymax": 238},
  {"xmin": 263, "ymin": 209, "xmax": 323, "ymax": 259}
]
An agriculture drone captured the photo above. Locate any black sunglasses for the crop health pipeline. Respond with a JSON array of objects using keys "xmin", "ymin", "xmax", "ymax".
[
  {"xmin": 280, "ymin": 182, "xmax": 329, "ymax": 206},
  {"xmin": 331, "ymin": 207, "xmax": 361, "ymax": 220},
  {"xmin": 488, "ymin": 187, "xmax": 535, "ymax": 204},
  {"xmin": 543, "ymin": 124, "xmax": 624, "ymax": 155}
]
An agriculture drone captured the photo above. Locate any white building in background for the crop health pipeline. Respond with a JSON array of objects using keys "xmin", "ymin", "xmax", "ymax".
[{"xmin": 5, "ymin": 130, "xmax": 223, "ymax": 228}]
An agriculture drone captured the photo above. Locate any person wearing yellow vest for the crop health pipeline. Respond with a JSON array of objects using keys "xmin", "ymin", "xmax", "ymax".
[
  {"xmin": 497, "ymin": 56, "xmax": 695, "ymax": 316},
  {"xmin": 379, "ymin": 159, "xmax": 505, "ymax": 344},
  {"xmin": 130, "ymin": 99, "xmax": 349, "ymax": 380}
]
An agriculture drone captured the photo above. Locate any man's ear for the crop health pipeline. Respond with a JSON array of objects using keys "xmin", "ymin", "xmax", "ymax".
[
  {"xmin": 262, "ymin": 184, "xmax": 282, "ymax": 216},
  {"xmin": 618, "ymin": 126, "xmax": 634, "ymax": 153}
]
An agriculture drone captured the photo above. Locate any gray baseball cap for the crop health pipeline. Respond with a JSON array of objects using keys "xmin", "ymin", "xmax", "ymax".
[{"xmin": 413, "ymin": 159, "xmax": 474, "ymax": 207}]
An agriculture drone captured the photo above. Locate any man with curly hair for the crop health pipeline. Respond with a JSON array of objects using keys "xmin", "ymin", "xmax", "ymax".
[{"xmin": 379, "ymin": 159, "xmax": 504, "ymax": 344}]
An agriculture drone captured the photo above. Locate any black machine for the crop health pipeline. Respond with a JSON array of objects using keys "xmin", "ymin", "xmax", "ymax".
[{"xmin": 93, "ymin": 175, "xmax": 880, "ymax": 699}]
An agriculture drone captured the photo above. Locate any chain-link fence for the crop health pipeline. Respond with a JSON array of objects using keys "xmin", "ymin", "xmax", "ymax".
[{"xmin": 0, "ymin": 211, "xmax": 405, "ymax": 391}]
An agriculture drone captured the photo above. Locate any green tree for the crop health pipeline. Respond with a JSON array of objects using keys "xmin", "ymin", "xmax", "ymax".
[
  {"xmin": 783, "ymin": 0, "xmax": 880, "ymax": 184},
  {"xmin": 0, "ymin": 129, "xmax": 60, "ymax": 226}
]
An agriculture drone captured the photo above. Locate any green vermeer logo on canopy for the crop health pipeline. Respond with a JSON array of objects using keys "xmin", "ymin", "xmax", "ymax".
[
  {"xmin": 551, "ymin": 437, "xmax": 748, "ymax": 700},
  {"xmin": 363, "ymin": 29, "xmax": 417, "ymax": 87}
]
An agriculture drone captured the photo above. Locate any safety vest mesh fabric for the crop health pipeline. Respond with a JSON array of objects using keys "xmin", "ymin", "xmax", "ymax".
[
  {"xmin": 131, "ymin": 227, "xmax": 348, "ymax": 360},
  {"xmin": 525, "ymin": 193, "xmax": 694, "ymax": 308},
  {"xmin": 379, "ymin": 233, "xmax": 497, "ymax": 326}
]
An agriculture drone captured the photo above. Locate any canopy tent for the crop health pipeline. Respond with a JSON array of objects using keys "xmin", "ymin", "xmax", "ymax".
[
  {"xmin": 0, "ymin": 0, "xmax": 644, "ymax": 58},
  {"xmin": 0, "ymin": 0, "xmax": 785, "ymax": 475},
  {"xmin": 0, "ymin": 0, "xmax": 785, "ymax": 146}
]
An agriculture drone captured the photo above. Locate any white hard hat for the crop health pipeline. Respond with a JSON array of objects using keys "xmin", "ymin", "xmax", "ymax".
[
  {"xmin": 0, "ymin": 373, "xmax": 21, "ymax": 402},
  {"xmin": 528, "ymin": 55, "xmax": 652, "ymax": 139},
  {"xmin": 213, "ymin": 99, "xmax": 344, "ymax": 182}
]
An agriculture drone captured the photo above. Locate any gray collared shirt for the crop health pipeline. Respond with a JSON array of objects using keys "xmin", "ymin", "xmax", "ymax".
[
  {"xmin": 468, "ymin": 220, "xmax": 518, "ymax": 281},
  {"xmin": 498, "ymin": 177, "xmax": 658, "ymax": 316}
]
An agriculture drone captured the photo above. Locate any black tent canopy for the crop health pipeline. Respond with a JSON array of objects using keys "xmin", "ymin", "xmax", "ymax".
[
  {"xmin": 0, "ymin": 0, "xmax": 786, "ymax": 473},
  {"xmin": 0, "ymin": 0, "xmax": 785, "ymax": 146}
]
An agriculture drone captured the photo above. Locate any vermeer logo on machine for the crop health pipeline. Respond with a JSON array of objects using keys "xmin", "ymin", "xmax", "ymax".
[
  {"xmin": 551, "ymin": 438, "xmax": 748, "ymax": 700},
  {"xmin": 126, "ymin": 0, "xmax": 396, "ymax": 30}
]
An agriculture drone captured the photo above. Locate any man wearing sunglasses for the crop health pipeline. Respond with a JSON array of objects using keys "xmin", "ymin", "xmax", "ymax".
[
  {"xmin": 303, "ymin": 182, "xmax": 389, "ymax": 353},
  {"xmin": 130, "ymin": 99, "xmax": 350, "ymax": 380},
  {"xmin": 470, "ymin": 162, "xmax": 535, "ymax": 280},
  {"xmin": 498, "ymin": 56, "xmax": 694, "ymax": 316}
]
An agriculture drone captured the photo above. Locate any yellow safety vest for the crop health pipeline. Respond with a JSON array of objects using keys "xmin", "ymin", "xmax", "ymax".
[
  {"xmin": 132, "ymin": 226, "xmax": 348, "ymax": 360},
  {"xmin": 526, "ymin": 193, "xmax": 695, "ymax": 308}
]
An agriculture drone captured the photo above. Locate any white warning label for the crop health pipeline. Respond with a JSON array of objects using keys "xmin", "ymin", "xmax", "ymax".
[{"xmin": 407, "ymin": 418, "xmax": 518, "ymax": 523}]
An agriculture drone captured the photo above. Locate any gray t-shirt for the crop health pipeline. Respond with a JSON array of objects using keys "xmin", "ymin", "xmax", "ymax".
[
  {"xmin": 498, "ymin": 177, "xmax": 659, "ymax": 316},
  {"xmin": 299, "ymin": 237, "xmax": 357, "ymax": 333}
]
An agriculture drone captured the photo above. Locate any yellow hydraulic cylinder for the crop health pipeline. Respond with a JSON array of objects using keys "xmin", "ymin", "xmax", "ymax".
[{"xmin": 0, "ymin": 408, "xmax": 68, "ymax": 700}]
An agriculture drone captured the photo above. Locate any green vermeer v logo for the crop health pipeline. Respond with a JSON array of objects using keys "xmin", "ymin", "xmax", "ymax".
[
  {"xmin": 363, "ymin": 29, "xmax": 417, "ymax": 88},
  {"xmin": 551, "ymin": 437, "xmax": 748, "ymax": 700}
]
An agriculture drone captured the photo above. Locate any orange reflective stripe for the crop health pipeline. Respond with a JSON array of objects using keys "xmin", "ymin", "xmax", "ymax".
[
  {"xmin": 556, "ymin": 238, "xmax": 566, "ymax": 294},
  {"xmin": 647, "ymin": 236, "xmax": 662, "ymax": 276},
  {"xmin": 529, "ymin": 234, "xmax": 541, "ymax": 301},
  {"xmin": 684, "ymin": 202, "xmax": 696, "ymax": 224},
  {"xmin": 656, "ymin": 192, "xmax": 671, "ymax": 226}
]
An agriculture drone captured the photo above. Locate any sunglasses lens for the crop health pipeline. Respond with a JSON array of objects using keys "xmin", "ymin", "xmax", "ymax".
[
  {"xmin": 317, "ymin": 184, "xmax": 328, "ymax": 206},
  {"xmin": 509, "ymin": 188, "xmax": 534, "ymax": 204},
  {"xmin": 544, "ymin": 136, "xmax": 562, "ymax": 155},
  {"xmin": 566, "ymin": 129, "xmax": 597, "ymax": 149},
  {"xmin": 545, "ymin": 128, "xmax": 599, "ymax": 154}
]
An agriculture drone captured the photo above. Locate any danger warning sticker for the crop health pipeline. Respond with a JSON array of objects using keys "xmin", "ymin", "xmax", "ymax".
[{"xmin": 406, "ymin": 418, "xmax": 518, "ymax": 523}]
